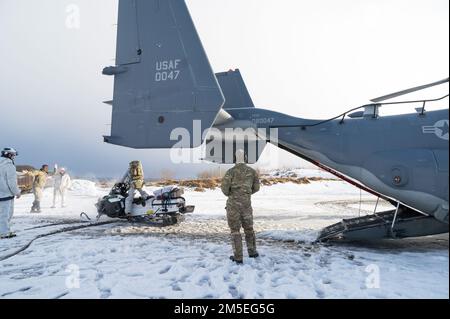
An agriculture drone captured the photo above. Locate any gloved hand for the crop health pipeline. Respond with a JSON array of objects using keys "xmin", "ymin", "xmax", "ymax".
[{"xmin": 16, "ymin": 193, "xmax": 21, "ymax": 199}]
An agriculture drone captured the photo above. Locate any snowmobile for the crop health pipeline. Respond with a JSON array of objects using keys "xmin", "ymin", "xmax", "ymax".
[{"xmin": 95, "ymin": 183, "xmax": 195, "ymax": 226}]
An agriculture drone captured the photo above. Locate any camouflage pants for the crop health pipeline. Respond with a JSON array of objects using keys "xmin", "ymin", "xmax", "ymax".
[
  {"xmin": 226, "ymin": 200, "xmax": 258, "ymax": 261},
  {"xmin": 32, "ymin": 187, "xmax": 43, "ymax": 212}
]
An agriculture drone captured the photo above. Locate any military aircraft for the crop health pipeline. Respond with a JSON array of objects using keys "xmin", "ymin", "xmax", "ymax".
[{"xmin": 102, "ymin": 0, "xmax": 449, "ymax": 240}]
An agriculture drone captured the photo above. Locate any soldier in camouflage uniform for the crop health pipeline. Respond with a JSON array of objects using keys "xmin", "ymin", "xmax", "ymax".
[
  {"xmin": 25, "ymin": 165, "xmax": 49, "ymax": 213},
  {"xmin": 221, "ymin": 150, "xmax": 261, "ymax": 264}
]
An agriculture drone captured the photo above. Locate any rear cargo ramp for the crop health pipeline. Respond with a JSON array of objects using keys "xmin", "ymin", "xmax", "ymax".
[{"xmin": 318, "ymin": 207, "xmax": 449, "ymax": 241}]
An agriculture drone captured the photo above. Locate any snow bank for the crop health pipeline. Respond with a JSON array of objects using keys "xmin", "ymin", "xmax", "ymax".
[
  {"xmin": 70, "ymin": 180, "xmax": 100, "ymax": 197},
  {"xmin": 258, "ymin": 229, "xmax": 319, "ymax": 243},
  {"xmin": 267, "ymin": 168, "xmax": 337, "ymax": 179}
]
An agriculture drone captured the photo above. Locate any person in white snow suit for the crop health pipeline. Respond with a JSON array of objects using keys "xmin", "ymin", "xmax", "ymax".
[
  {"xmin": 0, "ymin": 148, "xmax": 22, "ymax": 239},
  {"xmin": 52, "ymin": 167, "xmax": 72, "ymax": 208},
  {"xmin": 121, "ymin": 161, "xmax": 150, "ymax": 215}
]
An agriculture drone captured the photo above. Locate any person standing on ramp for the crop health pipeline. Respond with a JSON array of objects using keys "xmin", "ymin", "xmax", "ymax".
[{"xmin": 221, "ymin": 149, "xmax": 261, "ymax": 264}]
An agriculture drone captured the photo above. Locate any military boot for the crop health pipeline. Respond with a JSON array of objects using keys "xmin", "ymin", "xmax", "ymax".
[
  {"xmin": 230, "ymin": 232, "xmax": 244, "ymax": 263},
  {"xmin": 245, "ymin": 231, "xmax": 259, "ymax": 258},
  {"xmin": 36, "ymin": 201, "xmax": 42, "ymax": 213},
  {"xmin": 229, "ymin": 256, "xmax": 243, "ymax": 264}
]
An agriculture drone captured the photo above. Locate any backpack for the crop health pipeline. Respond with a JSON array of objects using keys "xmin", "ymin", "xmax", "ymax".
[{"xmin": 129, "ymin": 161, "xmax": 144, "ymax": 188}]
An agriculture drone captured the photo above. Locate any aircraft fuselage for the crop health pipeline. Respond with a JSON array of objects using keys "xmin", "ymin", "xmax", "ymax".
[{"xmin": 226, "ymin": 108, "xmax": 449, "ymax": 223}]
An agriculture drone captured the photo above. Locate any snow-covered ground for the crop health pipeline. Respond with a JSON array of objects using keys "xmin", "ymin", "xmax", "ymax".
[
  {"xmin": 264, "ymin": 168, "xmax": 338, "ymax": 179},
  {"xmin": 0, "ymin": 175, "xmax": 448, "ymax": 299}
]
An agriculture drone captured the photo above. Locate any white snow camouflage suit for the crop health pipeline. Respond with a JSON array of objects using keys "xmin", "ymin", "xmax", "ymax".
[
  {"xmin": 0, "ymin": 157, "xmax": 21, "ymax": 237},
  {"xmin": 53, "ymin": 172, "xmax": 72, "ymax": 207},
  {"xmin": 121, "ymin": 161, "xmax": 149, "ymax": 214}
]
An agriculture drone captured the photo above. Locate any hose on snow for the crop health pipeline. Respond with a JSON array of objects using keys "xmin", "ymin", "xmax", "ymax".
[{"xmin": 0, "ymin": 220, "xmax": 119, "ymax": 262}]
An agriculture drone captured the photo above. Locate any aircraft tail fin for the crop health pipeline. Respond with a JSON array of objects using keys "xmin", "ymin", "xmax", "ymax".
[
  {"xmin": 215, "ymin": 70, "xmax": 255, "ymax": 109},
  {"xmin": 103, "ymin": 0, "xmax": 224, "ymax": 149}
]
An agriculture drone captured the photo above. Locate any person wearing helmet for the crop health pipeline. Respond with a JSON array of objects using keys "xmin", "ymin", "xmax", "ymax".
[
  {"xmin": 121, "ymin": 161, "xmax": 150, "ymax": 215},
  {"xmin": 0, "ymin": 148, "xmax": 22, "ymax": 239},
  {"xmin": 24, "ymin": 164, "xmax": 49, "ymax": 213},
  {"xmin": 51, "ymin": 166, "xmax": 72, "ymax": 208}
]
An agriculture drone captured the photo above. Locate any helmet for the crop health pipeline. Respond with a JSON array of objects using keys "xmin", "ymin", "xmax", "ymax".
[{"xmin": 1, "ymin": 147, "xmax": 19, "ymax": 158}]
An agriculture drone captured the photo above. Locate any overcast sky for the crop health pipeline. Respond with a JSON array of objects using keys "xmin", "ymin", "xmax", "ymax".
[{"xmin": 0, "ymin": 0, "xmax": 448, "ymax": 179}]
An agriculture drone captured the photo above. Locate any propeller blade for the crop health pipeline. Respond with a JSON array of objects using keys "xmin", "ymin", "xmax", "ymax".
[{"xmin": 371, "ymin": 77, "xmax": 449, "ymax": 103}]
